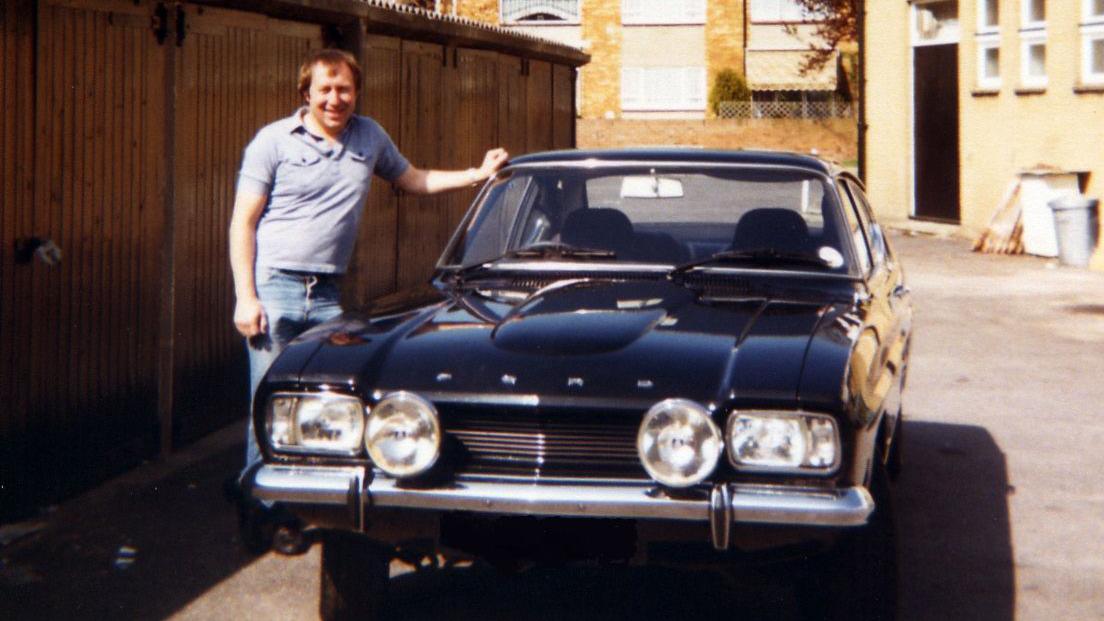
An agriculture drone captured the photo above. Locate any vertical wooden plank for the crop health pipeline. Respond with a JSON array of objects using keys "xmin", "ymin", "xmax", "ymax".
[
  {"xmin": 397, "ymin": 40, "xmax": 447, "ymax": 290},
  {"xmin": 143, "ymin": 8, "xmax": 168, "ymax": 457},
  {"xmin": 552, "ymin": 64, "xmax": 574, "ymax": 150},
  {"xmin": 497, "ymin": 54, "xmax": 527, "ymax": 163},
  {"xmin": 526, "ymin": 59, "xmax": 553, "ymax": 153},
  {"xmin": 345, "ymin": 34, "xmax": 402, "ymax": 307}
]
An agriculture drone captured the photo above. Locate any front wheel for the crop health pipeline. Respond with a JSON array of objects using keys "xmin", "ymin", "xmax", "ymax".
[
  {"xmin": 796, "ymin": 460, "xmax": 897, "ymax": 620},
  {"xmin": 319, "ymin": 530, "xmax": 390, "ymax": 621}
]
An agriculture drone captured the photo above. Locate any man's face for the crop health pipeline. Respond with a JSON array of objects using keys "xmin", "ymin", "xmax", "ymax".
[{"xmin": 304, "ymin": 61, "xmax": 357, "ymax": 136}]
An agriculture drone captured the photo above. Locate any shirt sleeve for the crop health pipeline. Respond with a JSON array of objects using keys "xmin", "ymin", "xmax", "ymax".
[
  {"xmin": 370, "ymin": 122, "xmax": 411, "ymax": 182},
  {"xmin": 236, "ymin": 128, "xmax": 278, "ymax": 196}
]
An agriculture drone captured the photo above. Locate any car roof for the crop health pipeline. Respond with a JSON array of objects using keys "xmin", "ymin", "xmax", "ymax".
[{"xmin": 508, "ymin": 148, "xmax": 839, "ymax": 176}]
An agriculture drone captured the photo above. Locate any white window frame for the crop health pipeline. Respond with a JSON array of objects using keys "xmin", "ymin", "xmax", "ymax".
[
  {"xmin": 1081, "ymin": 0, "xmax": 1104, "ymax": 85},
  {"xmin": 1019, "ymin": 29, "xmax": 1048, "ymax": 88},
  {"xmin": 500, "ymin": 0, "xmax": 581, "ymax": 25},
  {"xmin": 621, "ymin": 0, "xmax": 706, "ymax": 26},
  {"xmin": 911, "ymin": 0, "xmax": 961, "ymax": 47},
  {"xmin": 1082, "ymin": 25, "xmax": 1104, "ymax": 84},
  {"xmin": 1085, "ymin": 0, "xmax": 1104, "ymax": 22},
  {"xmin": 1021, "ymin": 0, "xmax": 1045, "ymax": 30},
  {"xmin": 748, "ymin": 0, "xmax": 815, "ymax": 23},
  {"xmin": 621, "ymin": 66, "xmax": 706, "ymax": 111},
  {"xmin": 977, "ymin": 33, "xmax": 1002, "ymax": 89},
  {"xmin": 977, "ymin": 0, "xmax": 999, "ymax": 33}
]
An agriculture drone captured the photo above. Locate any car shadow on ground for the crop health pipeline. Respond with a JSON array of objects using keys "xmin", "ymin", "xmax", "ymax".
[
  {"xmin": 380, "ymin": 420, "xmax": 1015, "ymax": 621},
  {"xmin": 894, "ymin": 421, "xmax": 1015, "ymax": 621}
]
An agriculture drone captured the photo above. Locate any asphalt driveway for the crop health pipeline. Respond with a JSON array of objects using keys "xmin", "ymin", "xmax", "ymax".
[{"xmin": 2, "ymin": 230, "xmax": 1103, "ymax": 620}]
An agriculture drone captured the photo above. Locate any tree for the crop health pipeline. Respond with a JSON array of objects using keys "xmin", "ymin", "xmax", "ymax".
[{"xmin": 789, "ymin": 0, "xmax": 859, "ymax": 73}]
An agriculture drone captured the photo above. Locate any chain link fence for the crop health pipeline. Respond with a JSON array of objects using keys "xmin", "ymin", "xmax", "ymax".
[{"xmin": 717, "ymin": 100, "xmax": 854, "ymax": 119}]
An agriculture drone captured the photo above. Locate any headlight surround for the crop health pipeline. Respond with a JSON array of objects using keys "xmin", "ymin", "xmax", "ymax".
[
  {"xmin": 266, "ymin": 392, "xmax": 366, "ymax": 455},
  {"xmin": 637, "ymin": 399, "xmax": 723, "ymax": 488},
  {"xmin": 726, "ymin": 411, "xmax": 840, "ymax": 474},
  {"xmin": 365, "ymin": 391, "xmax": 441, "ymax": 478}
]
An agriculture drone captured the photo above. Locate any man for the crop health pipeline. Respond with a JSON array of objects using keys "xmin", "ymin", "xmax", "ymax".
[{"xmin": 229, "ymin": 49, "xmax": 507, "ymax": 501}]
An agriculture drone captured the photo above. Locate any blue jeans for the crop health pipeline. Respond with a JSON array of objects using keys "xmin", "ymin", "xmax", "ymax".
[{"xmin": 243, "ymin": 268, "xmax": 344, "ymax": 478}]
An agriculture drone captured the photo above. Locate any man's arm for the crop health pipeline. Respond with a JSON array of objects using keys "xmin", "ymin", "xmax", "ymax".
[
  {"xmin": 229, "ymin": 191, "xmax": 269, "ymax": 338},
  {"xmin": 394, "ymin": 148, "xmax": 509, "ymax": 195}
]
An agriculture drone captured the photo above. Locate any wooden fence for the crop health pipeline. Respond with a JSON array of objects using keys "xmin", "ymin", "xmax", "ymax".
[{"xmin": 0, "ymin": 0, "xmax": 586, "ymax": 518}]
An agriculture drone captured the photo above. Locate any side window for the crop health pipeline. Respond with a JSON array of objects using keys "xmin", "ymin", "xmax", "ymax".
[
  {"xmin": 836, "ymin": 181, "xmax": 872, "ymax": 274},
  {"xmin": 843, "ymin": 179, "xmax": 888, "ymax": 269}
]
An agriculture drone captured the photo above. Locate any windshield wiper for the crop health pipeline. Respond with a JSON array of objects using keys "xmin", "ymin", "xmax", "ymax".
[
  {"xmin": 501, "ymin": 242, "xmax": 616, "ymax": 260},
  {"xmin": 669, "ymin": 248, "xmax": 829, "ymax": 278},
  {"xmin": 447, "ymin": 243, "xmax": 616, "ymax": 284}
]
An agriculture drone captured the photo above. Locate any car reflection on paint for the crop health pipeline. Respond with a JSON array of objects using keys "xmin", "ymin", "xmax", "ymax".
[{"xmin": 245, "ymin": 149, "xmax": 913, "ymax": 621}]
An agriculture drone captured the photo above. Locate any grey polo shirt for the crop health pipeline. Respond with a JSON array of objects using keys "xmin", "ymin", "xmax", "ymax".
[{"xmin": 237, "ymin": 109, "xmax": 410, "ymax": 274}]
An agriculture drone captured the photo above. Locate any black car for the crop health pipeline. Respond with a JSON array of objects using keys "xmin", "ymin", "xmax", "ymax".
[{"xmin": 246, "ymin": 149, "xmax": 912, "ymax": 620}]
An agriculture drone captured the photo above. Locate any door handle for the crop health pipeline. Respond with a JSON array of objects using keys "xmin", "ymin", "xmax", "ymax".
[
  {"xmin": 892, "ymin": 284, "xmax": 911, "ymax": 298},
  {"xmin": 15, "ymin": 237, "xmax": 63, "ymax": 266}
]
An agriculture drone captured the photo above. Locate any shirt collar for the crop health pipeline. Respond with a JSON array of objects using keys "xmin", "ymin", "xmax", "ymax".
[{"xmin": 288, "ymin": 107, "xmax": 357, "ymax": 156}]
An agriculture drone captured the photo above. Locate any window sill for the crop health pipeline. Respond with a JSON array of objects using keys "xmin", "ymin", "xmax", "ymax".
[
  {"xmin": 1014, "ymin": 86, "xmax": 1047, "ymax": 95},
  {"xmin": 971, "ymin": 87, "xmax": 1000, "ymax": 97},
  {"xmin": 1073, "ymin": 83, "xmax": 1104, "ymax": 94}
]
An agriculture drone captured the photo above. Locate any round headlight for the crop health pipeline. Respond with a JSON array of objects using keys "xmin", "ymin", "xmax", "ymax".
[
  {"xmin": 365, "ymin": 391, "xmax": 441, "ymax": 478},
  {"xmin": 637, "ymin": 399, "xmax": 723, "ymax": 488}
]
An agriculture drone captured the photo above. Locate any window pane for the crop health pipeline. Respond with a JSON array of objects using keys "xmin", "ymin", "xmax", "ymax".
[
  {"xmin": 983, "ymin": 0, "xmax": 999, "ymax": 27},
  {"xmin": 1095, "ymin": 0, "xmax": 1104, "ymax": 18},
  {"xmin": 1094, "ymin": 38, "xmax": 1104, "ymax": 74},
  {"xmin": 984, "ymin": 47, "xmax": 1000, "ymax": 78},
  {"xmin": 623, "ymin": 0, "xmax": 705, "ymax": 24},
  {"xmin": 1028, "ymin": 43, "xmax": 1046, "ymax": 77},
  {"xmin": 1028, "ymin": 0, "xmax": 1045, "ymax": 23}
]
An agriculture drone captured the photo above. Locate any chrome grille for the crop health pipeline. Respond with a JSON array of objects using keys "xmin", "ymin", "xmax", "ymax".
[{"xmin": 440, "ymin": 406, "xmax": 647, "ymax": 479}]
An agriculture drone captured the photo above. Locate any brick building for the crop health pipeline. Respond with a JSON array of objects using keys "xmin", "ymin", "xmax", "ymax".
[
  {"xmin": 432, "ymin": 0, "xmax": 851, "ymax": 120},
  {"xmin": 865, "ymin": 0, "xmax": 1104, "ymax": 268}
]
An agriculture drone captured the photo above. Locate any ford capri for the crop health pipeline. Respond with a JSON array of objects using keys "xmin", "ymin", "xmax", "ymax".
[{"xmin": 244, "ymin": 149, "xmax": 912, "ymax": 620}]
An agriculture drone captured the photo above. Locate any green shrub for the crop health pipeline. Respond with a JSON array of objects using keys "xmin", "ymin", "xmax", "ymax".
[{"xmin": 709, "ymin": 69, "xmax": 751, "ymax": 116}]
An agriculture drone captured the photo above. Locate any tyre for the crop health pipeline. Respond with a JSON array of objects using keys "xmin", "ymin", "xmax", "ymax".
[
  {"xmin": 319, "ymin": 530, "xmax": 390, "ymax": 621},
  {"xmin": 887, "ymin": 413, "xmax": 904, "ymax": 481},
  {"xmin": 796, "ymin": 459, "xmax": 897, "ymax": 621}
]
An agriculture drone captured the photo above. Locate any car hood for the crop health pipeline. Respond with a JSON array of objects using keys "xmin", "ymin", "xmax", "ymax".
[{"xmin": 266, "ymin": 278, "xmax": 858, "ymax": 409}]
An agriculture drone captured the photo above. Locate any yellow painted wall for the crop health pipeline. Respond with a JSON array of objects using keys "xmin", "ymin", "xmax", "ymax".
[
  {"xmin": 864, "ymin": 0, "xmax": 913, "ymax": 223},
  {"xmin": 867, "ymin": 0, "xmax": 1104, "ymax": 269}
]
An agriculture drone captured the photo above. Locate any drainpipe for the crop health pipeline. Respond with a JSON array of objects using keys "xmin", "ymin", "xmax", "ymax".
[{"xmin": 857, "ymin": 0, "xmax": 867, "ymax": 183}]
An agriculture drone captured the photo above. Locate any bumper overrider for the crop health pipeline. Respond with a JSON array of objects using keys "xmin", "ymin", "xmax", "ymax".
[{"xmin": 250, "ymin": 465, "xmax": 874, "ymax": 551}]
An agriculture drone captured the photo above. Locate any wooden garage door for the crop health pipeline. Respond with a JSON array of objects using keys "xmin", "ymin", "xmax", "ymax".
[
  {"xmin": 5, "ymin": 0, "xmax": 170, "ymax": 513},
  {"xmin": 0, "ymin": 0, "xmax": 39, "ymax": 518},
  {"xmin": 170, "ymin": 4, "xmax": 323, "ymax": 444}
]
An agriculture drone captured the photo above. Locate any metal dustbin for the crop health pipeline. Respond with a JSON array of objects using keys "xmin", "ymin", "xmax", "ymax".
[{"xmin": 1048, "ymin": 195, "xmax": 1099, "ymax": 267}]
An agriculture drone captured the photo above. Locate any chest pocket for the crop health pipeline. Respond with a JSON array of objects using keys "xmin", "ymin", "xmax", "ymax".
[
  {"xmin": 341, "ymin": 148, "xmax": 374, "ymax": 187},
  {"xmin": 274, "ymin": 149, "xmax": 325, "ymax": 196}
]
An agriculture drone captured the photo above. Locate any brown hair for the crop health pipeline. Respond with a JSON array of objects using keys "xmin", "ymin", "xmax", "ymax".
[{"xmin": 297, "ymin": 49, "xmax": 362, "ymax": 98}]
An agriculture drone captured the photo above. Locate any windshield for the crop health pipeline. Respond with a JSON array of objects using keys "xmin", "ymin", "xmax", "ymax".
[{"xmin": 443, "ymin": 164, "xmax": 856, "ymax": 276}]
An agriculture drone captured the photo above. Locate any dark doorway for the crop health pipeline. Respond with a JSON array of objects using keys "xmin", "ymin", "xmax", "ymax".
[{"xmin": 913, "ymin": 44, "xmax": 960, "ymax": 223}]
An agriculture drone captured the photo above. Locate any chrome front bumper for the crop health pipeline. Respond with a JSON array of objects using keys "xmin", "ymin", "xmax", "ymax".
[{"xmin": 251, "ymin": 465, "xmax": 873, "ymax": 550}]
